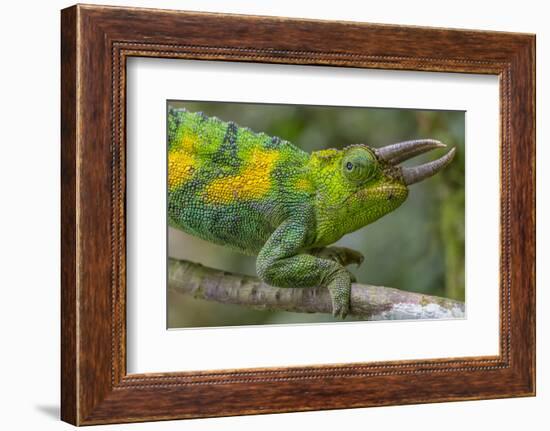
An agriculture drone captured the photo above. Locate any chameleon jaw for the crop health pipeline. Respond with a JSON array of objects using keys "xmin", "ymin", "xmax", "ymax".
[{"xmin": 374, "ymin": 139, "xmax": 456, "ymax": 185}]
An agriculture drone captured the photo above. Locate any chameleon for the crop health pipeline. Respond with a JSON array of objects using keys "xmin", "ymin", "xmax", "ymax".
[{"xmin": 168, "ymin": 108, "xmax": 455, "ymax": 318}]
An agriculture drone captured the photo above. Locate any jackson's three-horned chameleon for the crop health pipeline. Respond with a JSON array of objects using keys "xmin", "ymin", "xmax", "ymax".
[{"xmin": 168, "ymin": 108, "xmax": 455, "ymax": 318}]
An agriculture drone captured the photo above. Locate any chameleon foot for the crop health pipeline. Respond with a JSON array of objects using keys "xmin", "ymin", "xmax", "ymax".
[
  {"xmin": 326, "ymin": 269, "xmax": 352, "ymax": 319},
  {"xmin": 311, "ymin": 246, "xmax": 364, "ymax": 267}
]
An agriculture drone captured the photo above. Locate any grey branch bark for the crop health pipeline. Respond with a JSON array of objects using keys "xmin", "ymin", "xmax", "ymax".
[{"xmin": 168, "ymin": 258, "xmax": 465, "ymax": 320}]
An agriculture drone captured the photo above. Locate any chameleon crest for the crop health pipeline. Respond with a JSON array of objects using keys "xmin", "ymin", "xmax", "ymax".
[{"xmin": 168, "ymin": 108, "xmax": 455, "ymax": 318}]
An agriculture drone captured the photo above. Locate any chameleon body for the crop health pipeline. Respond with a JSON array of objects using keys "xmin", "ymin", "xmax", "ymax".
[{"xmin": 168, "ymin": 108, "xmax": 455, "ymax": 318}]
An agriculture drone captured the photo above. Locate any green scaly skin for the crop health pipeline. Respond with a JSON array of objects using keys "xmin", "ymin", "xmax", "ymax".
[{"xmin": 168, "ymin": 108, "xmax": 410, "ymax": 318}]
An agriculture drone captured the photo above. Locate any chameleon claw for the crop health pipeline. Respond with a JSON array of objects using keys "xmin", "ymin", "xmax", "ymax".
[
  {"xmin": 345, "ymin": 249, "xmax": 364, "ymax": 267},
  {"xmin": 331, "ymin": 298, "xmax": 350, "ymax": 319}
]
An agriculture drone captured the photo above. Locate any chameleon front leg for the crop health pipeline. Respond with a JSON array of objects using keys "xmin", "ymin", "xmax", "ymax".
[{"xmin": 256, "ymin": 219, "xmax": 353, "ymax": 318}]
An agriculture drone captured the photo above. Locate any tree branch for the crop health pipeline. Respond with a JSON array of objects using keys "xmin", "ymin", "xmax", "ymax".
[{"xmin": 168, "ymin": 258, "xmax": 465, "ymax": 320}]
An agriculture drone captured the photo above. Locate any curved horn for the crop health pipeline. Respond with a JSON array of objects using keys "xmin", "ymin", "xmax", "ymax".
[
  {"xmin": 401, "ymin": 147, "xmax": 456, "ymax": 185},
  {"xmin": 375, "ymin": 139, "xmax": 446, "ymax": 164}
]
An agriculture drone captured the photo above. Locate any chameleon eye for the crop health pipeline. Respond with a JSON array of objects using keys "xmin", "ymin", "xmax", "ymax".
[{"xmin": 342, "ymin": 148, "xmax": 377, "ymax": 184}]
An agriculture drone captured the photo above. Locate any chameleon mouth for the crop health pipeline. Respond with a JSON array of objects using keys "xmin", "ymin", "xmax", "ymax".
[
  {"xmin": 374, "ymin": 139, "xmax": 456, "ymax": 185},
  {"xmin": 353, "ymin": 184, "xmax": 407, "ymax": 204}
]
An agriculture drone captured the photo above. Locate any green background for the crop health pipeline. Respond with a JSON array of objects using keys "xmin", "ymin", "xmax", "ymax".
[{"xmin": 167, "ymin": 101, "xmax": 465, "ymax": 328}]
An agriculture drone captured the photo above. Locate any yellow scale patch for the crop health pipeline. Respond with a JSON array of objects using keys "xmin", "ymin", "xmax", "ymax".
[
  {"xmin": 204, "ymin": 148, "xmax": 280, "ymax": 204},
  {"xmin": 168, "ymin": 150, "xmax": 195, "ymax": 190},
  {"xmin": 168, "ymin": 133, "xmax": 198, "ymax": 190}
]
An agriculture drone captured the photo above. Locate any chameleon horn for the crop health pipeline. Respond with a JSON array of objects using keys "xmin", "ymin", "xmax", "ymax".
[
  {"xmin": 401, "ymin": 147, "xmax": 456, "ymax": 185},
  {"xmin": 375, "ymin": 139, "xmax": 447, "ymax": 164}
]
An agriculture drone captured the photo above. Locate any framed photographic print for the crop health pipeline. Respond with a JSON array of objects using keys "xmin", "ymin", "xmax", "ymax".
[{"xmin": 61, "ymin": 4, "xmax": 535, "ymax": 425}]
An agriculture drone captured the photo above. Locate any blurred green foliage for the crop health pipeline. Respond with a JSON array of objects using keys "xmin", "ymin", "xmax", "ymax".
[{"xmin": 167, "ymin": 101, "xmax": 465, "ymax": 328}]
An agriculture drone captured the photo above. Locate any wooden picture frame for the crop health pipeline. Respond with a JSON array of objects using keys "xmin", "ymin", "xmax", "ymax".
[{"xmin": 61, "ymin": 4, "xmax": 535, "ymax": 425}]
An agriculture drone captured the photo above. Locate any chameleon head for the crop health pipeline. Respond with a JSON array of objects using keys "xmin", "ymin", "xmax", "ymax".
[{"xmin": 313, "ymin": 139, "xmax": 455, "ymax": 243}]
